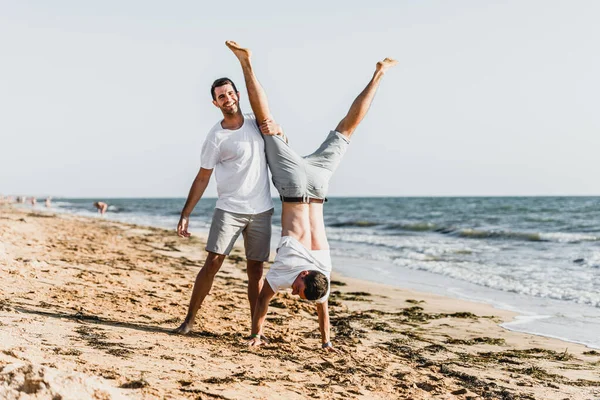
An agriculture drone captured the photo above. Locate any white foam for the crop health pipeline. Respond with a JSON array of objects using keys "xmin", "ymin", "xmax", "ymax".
[{"xmin": 539, "ymin": 232, "xmax": 599, "ymax": 243}]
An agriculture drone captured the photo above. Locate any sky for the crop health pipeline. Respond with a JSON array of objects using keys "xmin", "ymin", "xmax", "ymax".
[{"xmin": 1, "ymin": 0, "xmax": 599, "ymax": 198}]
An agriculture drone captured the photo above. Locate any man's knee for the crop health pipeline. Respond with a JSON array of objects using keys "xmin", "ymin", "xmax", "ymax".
[
  {"xmin": 246, "ymin": 260, "xmax": 264, "ymax": 281},
  {"xmin": 202, "ymin": 252, "xmax": 226, "ymax": 276}
]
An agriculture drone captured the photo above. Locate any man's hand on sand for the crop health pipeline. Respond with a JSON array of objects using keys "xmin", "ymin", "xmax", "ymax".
[
  {"xmin": 260, "ymin": 119, "xmax": 282, "ymax": 136},
  {"xmin": 177, "ymin": 216, "xmax": 191, "ymax": 238},
  {"xmin": 323, "ymin": 345, "xmax": 340, "ymax": 354}
]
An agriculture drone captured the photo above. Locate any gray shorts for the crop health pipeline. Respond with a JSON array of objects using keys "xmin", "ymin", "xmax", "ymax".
[
  {"xmin": 206, "ymin": 208, "xmax": 273, "ymax": 262},
  {"xmin": 263, "ymin": 130, "xmax": 350, "ymax": 199}
]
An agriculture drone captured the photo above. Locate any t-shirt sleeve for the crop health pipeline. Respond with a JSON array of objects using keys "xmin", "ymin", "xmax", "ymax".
[
  {"xmin": 265, "ymin": 274, "xmax": 279, "ymax": 293},
  {"xmin": 265, "ymin": 268, "xmax": 288, "ymax": 293},
  {"xmin": 265, "ymin": 266, "xmax": 296, "ymax": 293},
  {"xmin": 200, "ymin": 138, "xmax": 219, "ymax": 170},
  {"xmin": 244, "ymin": 113, "xmax": 261, "ymax": 131}
]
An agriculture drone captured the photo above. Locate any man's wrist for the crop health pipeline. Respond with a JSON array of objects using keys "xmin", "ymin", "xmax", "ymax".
[
  {"xmin": 321, "ymin": 341, "xmax": 332, "ymax": 349},
  {"xmin": 250, "ymin": 333, "xmax": 260, "ymax": 339}
]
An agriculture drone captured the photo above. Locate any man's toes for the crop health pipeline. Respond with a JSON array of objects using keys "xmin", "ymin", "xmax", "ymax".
[{"xmin": 226, "ymin": 40, "xmax": 242, "ymax": 50}]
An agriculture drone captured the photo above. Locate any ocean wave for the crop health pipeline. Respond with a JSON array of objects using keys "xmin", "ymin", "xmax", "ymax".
[
  {"xmin": 390, "ymin": 258, "xmax": 600, "ymax": 308},
  {"xmin": 388, "ymin": 222, "xmax": 438, "ymax": 232},
  {"xmin": 449, "ymin": 229, "xmax": 598, "ymax": 243},
  {"xmin": 329, "ymin": 220, "xmax": 381, "ymax": 228},
  {"xmin": 328, "ymin": 219, "xmax": 599, "ymax": 244},
  {"xmin": 326, "ymin": 231, "xmax": 481, "ymax": 257},
  {"xmin": 538, "ymin": 232, "xmax": 600, "ymax": 243},
  {"xmin": 455, "ymin": 229, "xmax": 544, "ymax": 242},
  {"xmin": 330, "ymin": 221, "xmax": 437, "ymax": 231}
]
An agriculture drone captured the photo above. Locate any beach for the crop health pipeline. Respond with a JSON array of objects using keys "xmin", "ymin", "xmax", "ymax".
[{"xmin": 1, "ymin": 205, "xmax": 599, "ymax": 399}]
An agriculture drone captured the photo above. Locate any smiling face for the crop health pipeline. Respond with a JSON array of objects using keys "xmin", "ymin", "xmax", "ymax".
[{"xmin": 212, "ymin": 84, "xmax": 240, "ymax": 116}]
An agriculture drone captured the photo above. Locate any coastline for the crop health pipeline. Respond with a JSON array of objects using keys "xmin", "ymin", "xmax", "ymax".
[
  {"xmin": 1, "ymin": 205, "xmax": 599, "ymax": 399},
  {"xmin": 37, "ymin": 197, "xmax": 600, "ymax": 350},
  {"xmin": 332, "ymin": 254, "xmax": 600, "ymax": 351}
]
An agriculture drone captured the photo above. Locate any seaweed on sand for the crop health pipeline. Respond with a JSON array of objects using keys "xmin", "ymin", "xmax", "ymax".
[
  {"xmin": 330, "ymin": 317, "xmax": 367, "ymax": 339},
  {"xmin": 439, "ymin": 364, "xmax": 533, "ymax": 400},
  {"xmin": 445, "ymin": 337, "xmax": 506, "ymax": 346}
]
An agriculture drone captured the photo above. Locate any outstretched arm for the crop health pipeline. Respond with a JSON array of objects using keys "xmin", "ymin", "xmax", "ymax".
[
  {"xmin": 247, "ymin": 281, "xmax": 276, "ymax": 346},
  {"xmin": 335, "ymin": 58, "xmax": 398, "ymax": 139},
  {"xmin": 316, "ymin": 301, "xmax": 337, "ymax": 352}
]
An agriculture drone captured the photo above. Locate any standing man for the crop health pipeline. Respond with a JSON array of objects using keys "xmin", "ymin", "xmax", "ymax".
[
  {"xmin": 174, "ymin": 77, "xmax": 280, "ymax": 334},
  {"xmin": 225, "ymin": 41, "xmax": 397, "ymax": 351}
]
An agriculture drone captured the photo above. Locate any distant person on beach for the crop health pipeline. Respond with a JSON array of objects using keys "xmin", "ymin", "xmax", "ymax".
[
  {"xmin": 173, "ymin": 75, "xmax": 274, "ymax": 335},
  {"xmin": 93, "ymin": 201, "xmax": 108, "ymax": 215},
  {"xmin": 30, "ymin": 197, "xmax": 36, "ymax": 207},
  {"xmin": 226, "ymin": 41, "xmax": 397, "ymax": 351},
  {"xmin": 45, "ymin": 197, "xmax": 52, "ymax": 208}
]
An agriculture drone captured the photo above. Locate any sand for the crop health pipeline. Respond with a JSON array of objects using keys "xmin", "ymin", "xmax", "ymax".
[{"xmin": 0, "ymin": 205, "xmax": 599, "ymax": 399}]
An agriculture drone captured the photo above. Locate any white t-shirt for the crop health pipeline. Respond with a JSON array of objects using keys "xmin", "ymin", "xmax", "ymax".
[
  {"xmin": 266, "ymin": 236, "xmax": 332, "ymax": 303},
  {"xmin": 201, "ymin": 113, "xmax": 273, "ymax": 214}
]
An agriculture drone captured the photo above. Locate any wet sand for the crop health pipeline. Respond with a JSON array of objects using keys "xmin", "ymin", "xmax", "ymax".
[{"xmin": 1, "ymin": 205, "xmax": 599, "ymax": 399}]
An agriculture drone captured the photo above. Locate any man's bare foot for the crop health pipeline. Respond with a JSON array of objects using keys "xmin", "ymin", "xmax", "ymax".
[
  {"xmin": 173, "ymin": 321, "xmax": 192, "ymax": 335},
  {"xmin": 225, "ymin": 41, "xmax": 251, "ymax": 61},
  {"xmin": 376, "ymin": 58, "xmax": 398, "ymax": 74}
]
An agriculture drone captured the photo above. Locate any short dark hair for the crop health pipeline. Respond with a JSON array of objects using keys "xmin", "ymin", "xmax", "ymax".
[
  {"xmin": 211, "ymin": 77, "xmax": 238, "ymax": 100},
  {"xmin": 303, "ymin": 271, "xmax": 329, "ymax": 301}
]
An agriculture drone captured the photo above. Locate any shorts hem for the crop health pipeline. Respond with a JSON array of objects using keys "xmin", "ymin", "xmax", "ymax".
[
  {"xmin": 205, "ymin": 247, "xmax": 230, "ymax": 256},
  {"xmin": 332, "ymin": 130, "xmax": 351, "ymax": 144},
  {"xmin": 246, "ymin": 255, "xmax": 271, "ymax": 263}
]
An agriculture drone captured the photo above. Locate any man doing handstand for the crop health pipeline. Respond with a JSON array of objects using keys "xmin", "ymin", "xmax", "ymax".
[{"xmin": 226, "ymin": 41, "xmax": 397, "ymax": 351}]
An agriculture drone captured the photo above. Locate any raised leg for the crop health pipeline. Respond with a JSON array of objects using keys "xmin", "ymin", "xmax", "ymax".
[
  {"xmin": 174, "ymin": 252, "xmax": 226, "ymax": 334},
  {"xmin": 227, "ymin": 40, "xmax": 307, "ymax": 198},
  {"xmin": 335, "ymin": 58, "xmax": 398, "ymax": 139},
  {"xmin": 226, "ymin": 41, "xmax": 273, "ymax": 124}
]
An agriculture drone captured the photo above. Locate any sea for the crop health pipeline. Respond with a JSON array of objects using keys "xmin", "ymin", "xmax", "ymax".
[{"xmin": 31, "ymin": 196, "xmax": 600, "ymax": 349}]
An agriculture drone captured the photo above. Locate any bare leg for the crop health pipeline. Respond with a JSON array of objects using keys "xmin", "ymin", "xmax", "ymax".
[
  {"xmin": 174, "ymin": 252, "xmax": 226, "ymax": 334},
  {"xmin": 226, "ymin": 41, "xmax": 273, "ymax": 124},
  {"xmin": 246, "ymin": 260, "xmax": 264, "ymax": 320},
  {"xmin": 335, "ymin": 58, "xmax": 398, "ymax": 139}
]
